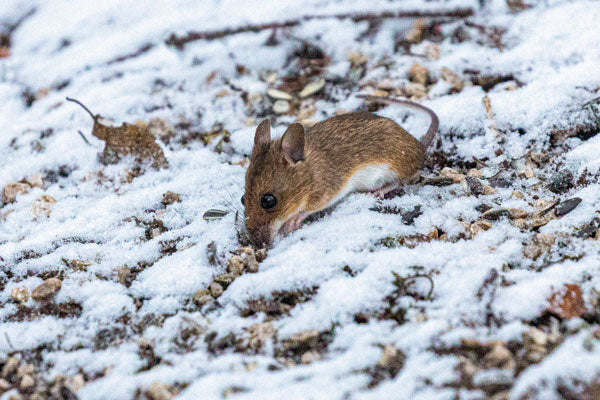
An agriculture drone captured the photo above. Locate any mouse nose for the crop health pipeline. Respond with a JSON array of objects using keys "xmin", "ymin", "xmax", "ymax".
[{"xmin": 248, "ymin": 226, "xmax": 271, "ymax": 249}]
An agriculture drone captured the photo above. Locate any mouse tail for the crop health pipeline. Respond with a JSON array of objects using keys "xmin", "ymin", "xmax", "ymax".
[{"xmin": 357, "ymin": 94, "xmax": 439, "ymax": 151}]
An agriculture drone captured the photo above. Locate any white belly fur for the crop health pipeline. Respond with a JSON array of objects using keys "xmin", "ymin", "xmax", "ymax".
[{"xmin": 323, "ymin": 163, "xmax": 397, "ymax": 209}]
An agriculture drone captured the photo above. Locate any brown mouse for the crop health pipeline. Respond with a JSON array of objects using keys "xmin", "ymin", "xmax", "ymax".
[{"xmin": 242, "ymin": 95, "xmax": 439, "ymax": 247}]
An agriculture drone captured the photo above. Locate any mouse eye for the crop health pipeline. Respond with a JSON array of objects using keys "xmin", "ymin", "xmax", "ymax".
[
  {"xmin": 260, "ymin": 193, "xmax": 277, "ymax": 210},
  {"xmin": 241, "ymin": 195, "xmax": 245, "ymax": 206}
]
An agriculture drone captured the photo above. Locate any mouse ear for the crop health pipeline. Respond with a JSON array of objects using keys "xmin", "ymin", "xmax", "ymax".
[
  {"xmin": 281, "ymin": 123, "xmax": 305, "ymax": 165},
  {"xmin": 254, "ymin": 119, "xmax": 271, "ymax": 146}
]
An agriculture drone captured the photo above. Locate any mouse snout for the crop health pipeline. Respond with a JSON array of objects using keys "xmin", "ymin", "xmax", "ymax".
[{"xmin": 247, "ymin": 225, "xmax": 272, "ymax": 249}]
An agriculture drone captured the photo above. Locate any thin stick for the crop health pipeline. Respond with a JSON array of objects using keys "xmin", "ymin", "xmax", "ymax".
[
  {"xmin": 166, "ymin": 8, "xmax": 474, "ymax": 49},
  {"xmin": 66, "ymin": 97, "xmax": 97, "ymax": 120},
  {"xmin": 4, "ymin": 332, "xmax": 14, "ymax": 351},
  {"xmin": 78, "ymin": 130, "xmax": 92, "ymax": 146}
]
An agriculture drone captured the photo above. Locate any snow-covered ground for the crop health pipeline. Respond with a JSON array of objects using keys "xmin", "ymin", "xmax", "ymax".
[{"xmin": 1, "ymin": 0, "xmax": 600, "ymax": 399}]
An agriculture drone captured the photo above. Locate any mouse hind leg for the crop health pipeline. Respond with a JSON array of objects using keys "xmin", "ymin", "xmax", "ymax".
[
  {"xmin": 371, "ymin": 181, "xmax": 401, "ymax": 198},
  {"xmin": 372, "ymin": 154, "xmax": 423, "ymax": 198}
]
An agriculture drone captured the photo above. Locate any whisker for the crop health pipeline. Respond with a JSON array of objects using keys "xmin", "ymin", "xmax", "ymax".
[{"xmin": 214, "ymin": 166, "xmax": 244, "ymax": 214}]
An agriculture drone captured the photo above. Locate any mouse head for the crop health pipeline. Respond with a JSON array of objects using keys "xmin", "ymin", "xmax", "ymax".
[{"xmin": 242, "ymin": 119, "xmax": 310, "ymax": 248}]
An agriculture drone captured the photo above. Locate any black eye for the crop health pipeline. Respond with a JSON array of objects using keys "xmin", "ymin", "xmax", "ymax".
[
  {"xmin": 260, "ymin": 193, "xmax": 277, "ymax": 210},
  {"xmin": 241, "ymin": 195, "xmax": 245, "ymax": 205}
]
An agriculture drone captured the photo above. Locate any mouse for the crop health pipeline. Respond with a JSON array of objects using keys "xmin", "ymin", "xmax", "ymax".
[{"xmin": 241, "ymin": 94, "xmax": 439, "ymax": 248}]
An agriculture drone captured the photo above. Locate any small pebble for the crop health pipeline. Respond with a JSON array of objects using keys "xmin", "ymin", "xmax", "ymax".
[
  {"xmin": 10, "ymin": 287, "xmax": 29, "ymax": 303},
  {"xmin": 245, "ymin": 253, "xmax": 259, "ymax": 273},
  {"xmin": 116, "ymin": 266, "xmax": 131, "ymax": 285},
  {"xmin": 470, "ymin": 220, "xmax": 492, "ymax": 237},
  {"xmin": 66, "ymin": 374, "xmax": 85, "ymax": 392},
  {"xmin": 483, "ymin": 185, "xmax": 498, "ymax": 195},
  {"xmin": 0, "ymin": 378, "xmax": 11, "ymax": 392},
  {"xmin": 300, "ymin": 350, "xmax": 321, "ymax": 364},
  {"xmin": 213, "ymin": 273, "xmax": 235, "ymax": 288},
  {"xmin": 441, "ymin": 167, "xmax": 465, "ymax": 183},
  {"xmin": 273, "ymin": 100, "xmax": 290, "ymax": 114},
  {"xmin": 20, "ymin": 374, "xmax": 35, "ymax": 390},
  {"xmin": 465, "ymin": 176, "xmax": 483, "ymax": 196},
  {"xmin": 193, "ymin": 289, "xmax": 212, "ymax": 306},
  {"xmin": 403, "ymin": 82, "xmax": 427, "ymax": 99},
  {"xmin": 16, "ymin": 364, "xmax": 33, "ymax": 378},
  {"xmin": 209, "ymin": 282, "xmax": 223, "ymax": 298},
  {"xmin": 1, "ymin": 357, "xmax": 19, "ymax": 378},
  {"xmin": 31, "ymin": 278, "xmax": 62, "ymax": 302},
  {"xmin": 227, "ymin": 256, "xmax": 245, "ymax": 276},
  {"xmin": 482, "ymin": 209, "xmax": 511, "ymax": 221},
  {"xmin": 408, "ymin": 63, "xmax": 429, "ymax": 85},
  {"xmin": 377, "ymin": 79, "xmax": 395, "ymax": 91},
  {"xmin": 147, "ymin": 381, "xmax": 174, "ymax": 400}
]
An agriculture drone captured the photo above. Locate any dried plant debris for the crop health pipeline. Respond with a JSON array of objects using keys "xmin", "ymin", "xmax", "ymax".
[
  {"xmin": 275, "ymin": 328, "xmax": 334, "ymax": 364},
  {"xmin": 365, "ymin": 345, "xmax": 405, "ymax": 388},
  {"xmin": 241, "ymin": 288, "xmax": 317, "ymax": 318},
  {"xmin": 67, "ymin": 97, "xmax": 168, "ymax": 169}
]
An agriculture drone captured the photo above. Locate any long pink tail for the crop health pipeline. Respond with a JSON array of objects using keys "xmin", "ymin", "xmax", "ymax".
[{"xmin": 357, "ymin": 95, "xmax": 439, "ymax": 150}]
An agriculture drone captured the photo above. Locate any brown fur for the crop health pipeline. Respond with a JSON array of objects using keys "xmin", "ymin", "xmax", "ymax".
[{"xmin": 244, "ymin": 111, "xmax": 426, "ymax": 246}]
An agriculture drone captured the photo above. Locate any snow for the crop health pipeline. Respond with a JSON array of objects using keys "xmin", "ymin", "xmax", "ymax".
[{"xmin": 1, "ymin": 0, "xmax": 600, "ymax": 399}]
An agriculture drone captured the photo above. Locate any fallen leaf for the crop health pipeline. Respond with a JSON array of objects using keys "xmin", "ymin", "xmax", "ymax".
[
  {"xmin": 67, "ymin": 97, "xmax": 168, "ymax": 169},
  {"xmin": 2, "ymin": 182, "xmax": 29, "ymax": 203}
]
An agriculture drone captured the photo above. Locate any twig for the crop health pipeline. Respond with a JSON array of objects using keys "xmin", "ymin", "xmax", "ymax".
[
  {"xmin": 482, "ymin": 168, "xmax": 502, "ymax": 180},
  {"xmin": 66, "ymin": 97, "xmax": 97, "ymax": 120},
  {"xmin": 78, "ymin": 130, "xmax": 92, "ymax": 146},
  {"xmin": 472, "ymin": 156, "xmax": 488, "ymax": 167},
  {"xmin": 392, "ymin": 271, "xmax": 435, "ymax": 300},
  {"xmin": 4, "ymin": 332, "xmax": 15, "ymax": 351},
  {"xmin": 166, "ymin": 8, "xmax": 475, "ymax": 49}
]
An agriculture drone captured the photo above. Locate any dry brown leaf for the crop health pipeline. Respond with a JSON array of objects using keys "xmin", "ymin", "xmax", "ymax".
[
  {"xmin": 547, "ymin": 284, "xmax": 587, "ymax": 319},
  {"xmin": 2, "ymin": 182, "xmax": 29, "ymax": 203},
  {"xmin": 67, "ymin": 97, "xmax": 168, "ymax": 169}
]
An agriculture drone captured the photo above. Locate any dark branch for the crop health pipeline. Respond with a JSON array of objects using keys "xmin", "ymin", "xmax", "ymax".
[
  {"xmin": 66, "ymin": 97, "xmax": 97, "ymax": 120},
  {"xmin": 166, "ymin": 8, "xmax": 475, "ymax": 49},
  {"xmin": 77, "ymin": 130, "xmax": 92, "ymax": 146}
]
